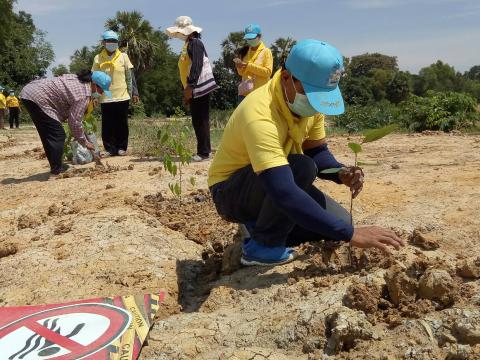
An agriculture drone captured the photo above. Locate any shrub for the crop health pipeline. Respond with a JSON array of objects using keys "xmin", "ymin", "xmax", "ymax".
[
  {"xmin": 398, "ymin": 91, "xmax": 478, "ymax": 132},
  {"xmin": 332, "ymin": 102, "xmax": 399, "ymax": 133}
]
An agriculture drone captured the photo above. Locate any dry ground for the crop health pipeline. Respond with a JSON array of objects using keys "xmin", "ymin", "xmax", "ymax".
[{"xmin": 1, "ymin": 127, "xmax": 479, "ymax": 359}]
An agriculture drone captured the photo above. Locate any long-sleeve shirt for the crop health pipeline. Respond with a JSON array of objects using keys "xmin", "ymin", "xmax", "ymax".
[
  {"xmin": 236, "ymin": 42, "xmax": 273, "ymax": 92},
  {"xmin": 186, "ymin": 38, "xmax": 206, "ymax": 87},
  {"xmin": 20, "ymin": 75, "xmax": 90, "ymax": 144},
  {"xmin": 0, "ymin": 94, "xmax": 6, "ymax": 110}
]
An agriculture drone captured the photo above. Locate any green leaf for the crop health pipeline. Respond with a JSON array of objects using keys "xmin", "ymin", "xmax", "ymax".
[
  {"xmin": 348, "ymin": 142, "xmax": 363, "ymax": 154},
  {"xmin": 171, "ymin": 164, "xmax": 178, "ymax": 177},
  {"xmin": 320, "ymin": 168, "xmax": 343, "ymax": 174},
  {"xmin": 189, "ymin": 177, "xmax": 196, "ymax": 186},
  {"xmin": 174, "ymin": 183, "xmax": 181, "ymax": 196},
  {"xmin": 362, "ymin": 124, "xmax": 398, "ymax": 144}
]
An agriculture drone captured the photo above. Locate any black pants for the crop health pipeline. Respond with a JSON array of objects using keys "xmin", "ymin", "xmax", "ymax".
[
  {"xmin": 101, "ymin": 100, "xmax": 130, "ymax": 155},
  {"xmin": 9, "ymin": 107, "xmax": 19, "ymax": 128},
  {"xmin": 21, "ymin": 99, "xmax": 66, "ymax": 174},
  {"xmin": 190, "ymin": 94, "xmax": 211, "ymax": 157},
  {"xmin": 210, "ymin": 154, "xmax": 350, "ymax": 247}
]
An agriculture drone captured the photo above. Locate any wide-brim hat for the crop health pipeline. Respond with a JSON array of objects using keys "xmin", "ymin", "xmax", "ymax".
[{"xmin": 165, "ymin": 16, "xmax": 202, "ymax": 38}]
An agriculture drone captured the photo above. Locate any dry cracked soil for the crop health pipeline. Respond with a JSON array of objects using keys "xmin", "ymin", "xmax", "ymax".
[{"xmin": 1, "ymin": 127, "xmax": 480, "ymax": 359}]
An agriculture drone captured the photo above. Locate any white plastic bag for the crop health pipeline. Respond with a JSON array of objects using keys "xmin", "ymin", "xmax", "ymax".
[{"xmin": 71, "ymin": 133, "xmax": 100, "ymax": 165}]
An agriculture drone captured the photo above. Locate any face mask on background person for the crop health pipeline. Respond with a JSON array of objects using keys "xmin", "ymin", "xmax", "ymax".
[
  {"xmin": 285, "ymin": 76, "xmax": 318, "ymax": 117},
  {"xmin": 247, "ymin": 38, "xmax": 261, "ymax": 47},
  {"xmin": 105, "ymin": 43, "xmax": 118, "ymax": 52}
]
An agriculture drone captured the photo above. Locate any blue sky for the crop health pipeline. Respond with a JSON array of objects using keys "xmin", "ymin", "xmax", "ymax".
[{"xmin": 16, "ymin": 0, "xmax": 480, "ymax": 74}]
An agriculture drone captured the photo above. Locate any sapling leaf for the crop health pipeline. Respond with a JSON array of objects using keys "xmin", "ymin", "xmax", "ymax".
[
  {"xmin": 320, "ymin": 168, "xmax": 343, "ymax": 174},
  {"xmin": 189, "ymin": 177, "xmax": 196, "ymax": 186},
  {"xmin": 362, "ymin": 124, "xmax": 398, "ymax": 144},
  {"xmin": 348, "ymin": 142, "xmax": 363, "ymax": 154}
]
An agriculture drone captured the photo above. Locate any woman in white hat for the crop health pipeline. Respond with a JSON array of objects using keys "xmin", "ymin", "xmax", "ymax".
[{"xmin": 166, "ymin": 16, "xmax": 218, "ymax": 162}]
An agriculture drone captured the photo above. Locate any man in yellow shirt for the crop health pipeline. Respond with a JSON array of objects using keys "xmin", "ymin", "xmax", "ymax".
[
  {"xmin": 235, "ymin": 24, "xmax": 273, "ymax": 102},
  {"xmin": 92, "ymin": 30, "xmax": 139, "ymax": 157},
  {"xmin": 6, "ymin": 91, "xmax": 20, "ymax": 129},
  {"xmin": 208, "ymin": 40, "xmax": 404, "ymax": 266},
  {"xmin": 0, "ymin": 87, "xmax": 6, "ymax": 129}
]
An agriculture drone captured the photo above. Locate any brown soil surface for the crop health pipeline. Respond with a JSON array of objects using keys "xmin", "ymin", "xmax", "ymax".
[{"xmin": 1, "ymin": 128, "xmax": 480, "ymax": 359}]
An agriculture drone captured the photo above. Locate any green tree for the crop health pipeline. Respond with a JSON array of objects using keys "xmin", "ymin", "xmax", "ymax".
[
  {"xmin": 69, "ymin": 46, "xmax": 98, "ymax": 74},
  {"xmin": 52, "ymin": 64, "xmax": 69, "ymax": 77},
  {"xmin": 0, "ymin": 0, "xmax": 15, "ymax": 46},
  {"xmin": 270, "ymin": 37, "xmax": 296, "ymax": 72},
  {"xmin": 465, "ymin": 65, "xmax": 480, "ymax": 81},
  {"xmin": 0, "ymin": 10, "xmax": 54, "ymax": 88},
  {"xmin": 413, "ymin": 61, "xmax": 464, "ymax": 96},
  {"xmin": 386, "ymin": 71, "xmax": 411, "ymax": 104},
  {"xmin": 105, "ymin": 10, "xmax": 157, "ymax": 78},
  {"xmin": 348, "ymin": 53, "xmax": 398, "ymax": 78},
  {"xmin": 220, "ymin": 31, "xmax": 245, "ymax": 72},
  {"xmin": 341, "ymin": 76, "xmax": 374, "ymax": 106},
  {"xmin": 211, "ymin": 59, "xmax": 238, "ymax": 110}
]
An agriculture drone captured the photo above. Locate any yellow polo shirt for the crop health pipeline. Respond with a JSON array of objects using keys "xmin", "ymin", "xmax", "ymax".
[
  {"xmin": 6, "ymin": 96, "xmax": 19, "ymax": 108},
  {"xmin": 208, "ymin": 70, "xmax": 326, "ymax": 187},
  {"xmin": 237, "ymin": 42, "xmax": 273, "ymax": 93},
  {"xmin": 0, "ymin": 94, "xmax": 6, "ymax": 110},
  {"xmin": 92, "ymin": 50, "xmax": 134, "ymax": 103}
]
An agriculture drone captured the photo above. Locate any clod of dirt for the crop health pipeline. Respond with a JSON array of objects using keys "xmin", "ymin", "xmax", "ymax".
[
  {"xmin": 105, "ymin": 184, "xmax": 115, "ymax": 189},
  {"xmin": 452, "ymin": 310, "xmax": 480, "ymax": 345},
  {"xmin": 418, "ymin": 269, "xmax": 457, "ymax": 307},
  {"xmin": 53, "ymin": 221, "xmax": 73, "ymax": 235},
  {"xmin": 409, "ymin": 229, "xmax": 440, "ymax": 251},
  {"xmin": 344, "ymin": 281, "xmax": 382, "ymax": 314},
  {"xmin": 445, "ymin": 344, "xmax": 472, "ymax": 360},
  {"xmin": 457, "ymin": 257, "xmax": 480, "ymax": 279},
  {"xmin": 391, "ymin": 163, "xmax": 400, "ymax": 169},
  {"xmin": 325, "ymin": 307, "xmax": 378, "ymax": 355},
  {"xmin": 384, "ymin": 265, "xmax": 418, "ymax": 306},
  {"xmin": 221, "ymin": 240, "xmax": 242, "ymax": 274},
  {"xmin": 0, "ymin": 243, "xmax": 17, "ymax": 258},
  {"xmin": 17, "ymin": 214, "xmax": 43, "ymax": 230},
  {"xmin": 47, "ymin": 202, "xmax": 79, "ymax": 216}
]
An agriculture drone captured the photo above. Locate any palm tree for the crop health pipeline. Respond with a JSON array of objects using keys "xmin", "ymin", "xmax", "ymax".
[
  {"xmin": 270, "ymin": 37, "xmax": 296, "ymax": 72},
  {"xmin": 220, "ymin": 31, "xmax": 245, "ymax": 73},
  {"xmin": 105, "ymin": 11, "xmax": 157, "ymax": 78},
  {"xmin": 69, "ymin": 46, "xmax": 98, "ymax": 74}
]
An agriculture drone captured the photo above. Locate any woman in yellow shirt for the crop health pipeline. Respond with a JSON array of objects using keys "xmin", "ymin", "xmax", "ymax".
[
  {"xmin": 92, "ymin": 30, "xmax": 139, "ymax": 157},
  {"xmin": 235, "ymin": 24, "xmax": 273, "ymax": 102},
  {"xmin": 6, "ymin": 91, "xmax": 20, "ymax": 129},
  {"xmin": 166, "ymin": 16, "xmax": 218, "ymax": 162},
  {"xmin": 0, "ymin": 87, "xmax": 6, "ymax": 129}
]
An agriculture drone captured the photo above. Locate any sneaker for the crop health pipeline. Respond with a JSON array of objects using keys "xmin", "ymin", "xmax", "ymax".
[
  {"xmin": 101, "ymin": 151, "xmax": 112, "ymax": 158},
  {"xmin": 191, "ymin": 154, "xmax": 210, "ymax": 162},
  {"xmin": 118, "ymin": 150, "xmax": 127, "ymax": 156},
  {"xmin": 241, "ymin": 238, "xmax": 298, "ymax": 266}
]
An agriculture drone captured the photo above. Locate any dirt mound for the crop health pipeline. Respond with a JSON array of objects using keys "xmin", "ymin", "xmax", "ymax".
[
  {"xmin": 418, "ymin": 269, "xmax": 457, "ymax": 307},
  {"xmin": 59, "ymin": 163, "xmax": 134, "ymax": 179},
  {"xmin": 0, "ymin": 243, "xmax": 17, "ymax": 258},
  {"xmin": 457, "ymin": 257, "xmax": 480, "ymax": 279},
  {"xmin": 17, "ymin": 213, "xmax": 44, "ymax": 230},
  {"xmin": 410, "ymin": 229, "xmax": 440, "ymax": 250}
]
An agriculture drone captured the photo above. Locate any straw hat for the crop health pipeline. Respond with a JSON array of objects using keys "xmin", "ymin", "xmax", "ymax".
[{"xmin": 165, "ymin": 16, "xmax": 202, "ymax": 39}]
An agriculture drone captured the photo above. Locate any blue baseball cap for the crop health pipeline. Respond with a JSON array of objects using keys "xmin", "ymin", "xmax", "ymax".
[
  {"xmin": 102, "ymin": 30, "xmax": 119, "ymax": 41},
  {"xmin": 285, "ymin": 39, "xmax": 345, "ymax": 115},
  {"xmin": 243, "ymin": 24, "xmax": 261, "ymax": 40},
  {"xmin": 91, "ymin": 71, "xmax": 112, "ymax": 98}
]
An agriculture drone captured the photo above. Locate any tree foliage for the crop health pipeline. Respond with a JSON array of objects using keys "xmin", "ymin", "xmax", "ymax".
[{"xmin": 0, "ymin": 8, "xmax": 54, "ymax": 89}]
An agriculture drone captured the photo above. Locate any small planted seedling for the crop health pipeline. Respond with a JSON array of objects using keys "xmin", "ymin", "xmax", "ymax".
[
  {"xmin": 157, "ymin": 124, "xmax": 196, "ymax": 198},
  {"xmin": 320, "ymin": 124, "xmax": 398, "ymax": 266}
]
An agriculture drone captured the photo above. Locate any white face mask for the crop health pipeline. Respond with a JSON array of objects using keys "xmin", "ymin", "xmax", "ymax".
[
  {"xmin": 284, "ymin": 76, "xmax": 318, "ymax": 117},
  {"xmin": 105, "ymin": 43, "xmax": 118, "ymax": 52}
]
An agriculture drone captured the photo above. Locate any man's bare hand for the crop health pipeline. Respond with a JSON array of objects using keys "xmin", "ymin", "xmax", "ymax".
[
  {"xmin": 339, "ymin": 166, "xmax": 364, "ymax": 198},
  {"xmin": 85, "ymin": 141, "xmax": 95, "ymax": 151},
  {"xmin": 132, "ymin": 95, "xmax": 140, "ymax": 104},
  {"xmin": 183, "ymin": 86, "xmax": 193, "ymax": 106},
  {"xmin": 351, "ymin": 226, "xmax": 405, "ymax": 254}
]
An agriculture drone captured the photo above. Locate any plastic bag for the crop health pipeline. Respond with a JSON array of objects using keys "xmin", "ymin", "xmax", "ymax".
[{"xmin": 71, "ymin": 133, "xmax": 100, "ymax": 165}]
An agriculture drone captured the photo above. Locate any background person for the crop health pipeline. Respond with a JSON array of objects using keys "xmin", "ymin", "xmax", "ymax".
[
  {"xmin": 92, "ymin": 30, "xmax": 139, "ymax": 157},
  {"xmin": 166, "ymin": 16, "xmax": 218, "ymax": 162},
  {"xmin": 235, "ymin": 24, "xmax": 273, "ymax": 102},
  {"xmin": 6, "ymin": 91, "xmax": 20, "ymax": 129},
  {"xmin": 208, "ymin": 40, "xmax": 404, "ymax": 266},
  {"xmin": 0, "ymin": 87, "xmax": 6, "ymax": 129},
  {"xmin": 20, "ymin": 71, "xmax": 112, "ymax": 177}
]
